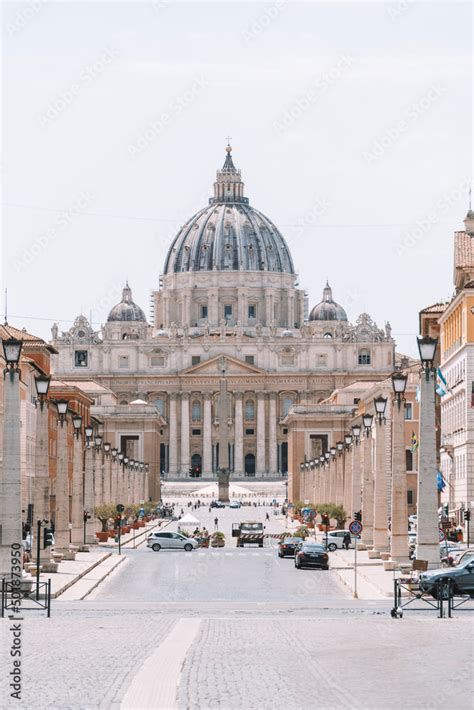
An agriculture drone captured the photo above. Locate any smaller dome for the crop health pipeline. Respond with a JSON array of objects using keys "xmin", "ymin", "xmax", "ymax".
[
  {"xmin": 107, "ymin": 283, "xmax": 147, "ymax": 323},
  {"xmin": 309, "ymin": 282, "xmax": 347, "ymax": 322}
]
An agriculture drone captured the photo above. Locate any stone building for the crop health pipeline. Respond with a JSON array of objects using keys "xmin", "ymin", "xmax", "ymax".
[{"xmin": 51, "ymin": 145, "xmax": 396, "ymax": 490}]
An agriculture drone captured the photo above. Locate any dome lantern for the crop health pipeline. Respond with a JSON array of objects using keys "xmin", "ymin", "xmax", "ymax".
[{"xmin": 309, "ymin": 282, "xmax": 347, "ymax": 322}]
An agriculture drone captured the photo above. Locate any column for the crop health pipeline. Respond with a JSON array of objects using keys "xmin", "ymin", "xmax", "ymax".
[
  {"xmin": 84, "ymin": 446, "xmax": 96, "ymax": 544},
  {"xmin": 111, "ymin": 458, "xmax": 118, "ymax": 502},
  {"xmin": 335, "ymin": 456, "xmax": 343, "ymax": 505},
  {"xmin": 268, "ymin": 394, "xmax": 277, "ymax": 474},
  {"xmin": 361, "ymin": 435, "xmax": 374, "ymax": 547},
  {"xmin": 169, "ymin": 394, "xmax": 178, "ymax": 476},
  {"xmin": 55, "ymin": 421, "xmax": 72, "ymax": 556},
  {"xmin": 203, "ymin": 393, "xmax": 213, "ymax": 476},
  {"xmin": 351, "ymin": 442, "xmax": 361, "ymax": 516},
  {"xmin": 104, "ymin": 457, "xmax": 112, "ymax": 504},
  {"xmin": 343, "ymin": 449, "xmax": 352, "ymax": 516},
  {"xmin": 70, "ymin": 434, "xmax": 84, "ymax": 546},
  {"xmin": 391, "ymin": 400, "xmax": 409, "ymax": 563},
  {"xmin": 256, "ymin": 392, "xmax": 266, "ymax": 475},
  {"xmin": 416, "ymin": 371, "xmax": 439, "ymax": 566},
  {"xmin": 234, "ymin": 393, "xmax": 244, "ymax": 475},
  {"xmin": 373, "ymin": 422, "xmax": 390, "ymax": 553},
  {"xmin": 0, "ymin": 371, "xmax": 23, "ymax": 578},
  {"xmin": 33, "ymin": 402, "xmax": 51, "ymax": 561}
]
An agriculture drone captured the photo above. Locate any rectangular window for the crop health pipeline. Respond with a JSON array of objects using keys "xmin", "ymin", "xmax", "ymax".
[
  {"xmin": 74, "ymin": 350, "xmax": 88, "ymax": 367},
  {"xmin": 191, "ymin": 429, "xmax": 201, "ymax": 436},
  {"xmin": 119, "ymin": 356, "xmax": 129, "ymax": 369},
  {"xmin": 191, "ymin": 356, "xmax": 201, "ymax": 366},
  {"xmin": 150, "ymin": 356, "xmax": 165, "ymax": 367},
  {"xmin": 407, "ymin": 490, "xmax": 414, "ymax": 505},
  {"xmin": 224, "ymin": 304, "xmax": 233, "ymax": 319},
  {"xmin": 404, "ymin": 403, "xmax": 413, "ymax": 420},
  {"xmin": 248, "ymin": 305, "xmax": 256, "ymax": 319},
  {"xmin": 245, "ymin": 428, "xmax": 255, "ymax": 435},
  {"xmin": 358, "ymin": 350, "xmax": 371, "ymax": 365},
  {"xmin": 200, "ymin": 305, "xmax": 208, "ymax": 319},
  {"xmin": 245, "ymin": 355, "xmax": 255, "ymax": 365},
  {"xmin": 283, "ymin": 428, "xmax": 288, "ymax": 435}
]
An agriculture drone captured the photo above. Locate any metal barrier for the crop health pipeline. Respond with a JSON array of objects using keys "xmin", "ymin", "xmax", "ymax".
[
  {"xmin": 1, "ymin": 578, "xmax": 51, "ymax": 618},
  {"xmin": 391, "ymin": 577, "xmax": 473, "ymax": 619}
]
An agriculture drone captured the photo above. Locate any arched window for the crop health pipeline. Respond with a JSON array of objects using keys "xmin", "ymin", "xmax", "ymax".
[
  {"xmin": 153, "ymin": 398, "xmax": 165, "ymax": 416},
  {"xmin": 282, "ymin": 396, "xmax": 294, "ymax": 417},
  {"xmin": 245, "ymin": 399, "xmax": 255, "ymax": 421},
  {"xmin": 120, "ymin": 400, "xmax": 128, "ymax": 405},
  {"xmin": 192, "ymin": 400, "xmax": 202, "ymax": 422},
  {"xmin": 323, "ymin": 332, "xmax": 332, "ymax": 339}
]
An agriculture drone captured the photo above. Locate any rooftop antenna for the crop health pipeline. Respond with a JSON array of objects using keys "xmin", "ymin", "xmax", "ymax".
[{"xmin": 4, "ymin": 287, "xmax": 7, "ymax": 324}]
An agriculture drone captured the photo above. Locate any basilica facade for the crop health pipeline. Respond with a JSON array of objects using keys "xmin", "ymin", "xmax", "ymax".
[{"xmin": 51, "ymin": 146, "xmax": 395, "ymax": 485}]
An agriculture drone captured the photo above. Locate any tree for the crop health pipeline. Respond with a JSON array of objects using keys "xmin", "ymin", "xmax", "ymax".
[
  {"xmin": 94, "ymin": 504, "xmax": 118, "ymax": 532},
  {"xmin": 316, "ymin": 503, "xmax": 346, "ymax": 529}
]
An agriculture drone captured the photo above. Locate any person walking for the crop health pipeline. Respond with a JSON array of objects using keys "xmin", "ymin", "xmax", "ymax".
[
  {"xmin": 214, "ymin": 516, "xmax": 219, "ymax": 531},
  {"xmin": 265, "ymin": 512, "xmax": 270, "ymax": 521},
  {"xmin": 343, "ymin": 532, "xmax": 351, "ymax": 550}
]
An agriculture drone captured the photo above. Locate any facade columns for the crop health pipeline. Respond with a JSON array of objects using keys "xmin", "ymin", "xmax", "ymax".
[
  {"xmin": 180, "ymin": 393, "xmax": 190, "ymax": 474},
  {"xmin": 234, "ymin": 393, "xmax": 244, "ymax": 475},
  {"xmin": 70, "ymin": 434, "xmax": 84, "ymax": 546},
  {"xmin": 361, "ymin": 435, "xmax": 374, "ymax": 547},
  {"xmin": 343, "ymin": 449, "xmax": 352, "ymax": 516},
  {"xmin": 33, "ymin": 402, "xmax": 51, "ymax": 561},
  {"xmin": 391, "ymin": 399, "xmax": 409, "ymax": 563},
  {"xmin": 84, "ymin": 446, "xmax": 96, "ymax": 544},
  {"xmin": 373, "ymin": 422, "xmax": 390, "ymax": 553},
  {"xmin": 351, "ymin": 442, "xmax": 361, "ymax": 516},
  {"xmin": 55, "ymin": 421, "xmax": 71, "ymax": 554},
  {"xmin": 256, "ymin": 392, "xmax": 266, "ymax": 475},
  {"xmin": 169, "ymin": 394, "xmax": 178, "ymax": 475},
  {"xmin": 203, "ymin": 393, "xmax": 213, "ymax": 476},
  {"xmin": 0, "ymin": 372, "xmax": 22, "ymax": 578},
  {"xmin": 269, "ymin": 394, "xmax": 277, "ymax": 474}
]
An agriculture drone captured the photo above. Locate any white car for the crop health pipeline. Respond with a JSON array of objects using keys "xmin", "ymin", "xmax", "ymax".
[
  {"xmin": 322, "ymin": 530, "xmax": 358, "ymax": 551},
  {"xmin": 147, "ymin": 531, "xmax": 198, "ymax": 552}
]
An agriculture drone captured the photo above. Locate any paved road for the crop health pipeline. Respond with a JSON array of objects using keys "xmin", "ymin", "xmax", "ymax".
[{"xmin": 0, "ymin": 502, "xmax": 472, "ymax": 709}]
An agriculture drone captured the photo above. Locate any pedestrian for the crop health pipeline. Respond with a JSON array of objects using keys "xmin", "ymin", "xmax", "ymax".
[
  {"xmin": 209, "ymin": 506, "xmax": 212, "ymax": 513},
  {"xmin": 214, "ymin": 516, "xmax": 219, "ymax": 531},
  {"xmin": 343, "ymin": 532, "xmax": 351, "ymax": 550},
  {"xmin": 266, "ymin": 512, "xmax": 270, "ymax": 521}
]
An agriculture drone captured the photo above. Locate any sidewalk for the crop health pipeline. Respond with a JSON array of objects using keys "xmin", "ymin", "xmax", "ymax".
[
  {"xmin": 98, "ymin": 517, "xmax": 167, "ymax": 550},
  {"xmin": 330, "ymin": 548, "xmax": 395, "ymax": 599}
]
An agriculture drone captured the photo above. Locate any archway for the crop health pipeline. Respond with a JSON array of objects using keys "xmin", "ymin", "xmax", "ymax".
[
  {"xmin": 245, "ymin": 453, "xmax": 256, "ymax": 477},
  {"xmin": 191, "ymin": 453, "xmax": 202, "ymax": 477}
]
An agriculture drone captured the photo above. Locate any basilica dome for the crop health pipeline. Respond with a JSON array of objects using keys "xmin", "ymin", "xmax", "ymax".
[
  {"xmin": 107, "ymin": 283, "xmax": 147, "ymax": 322},
  {"xmin": 164, "ymin": 146, "xmax": 294, "ymax": 275},
  {"xmin": 309, "ymin": 282, "xmax": 347, "ymax": 322}
]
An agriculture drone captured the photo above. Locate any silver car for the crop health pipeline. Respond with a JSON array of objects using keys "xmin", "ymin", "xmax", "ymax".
[{"xmin": 147, "ymin": 531, "xmax": 198, "ymax": 552}]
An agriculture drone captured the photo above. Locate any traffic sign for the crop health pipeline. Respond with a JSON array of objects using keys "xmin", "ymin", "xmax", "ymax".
[
  {"xmin": 349, "ymin": 520, "xmax": 363, "ymax": 536},
  {"xmin": 439, "ymin": 528, "xmax": 446, "ymax": 542},
  {"xmin": 116, "ymin": 503, "xmax": 125, "ymax": 513}
]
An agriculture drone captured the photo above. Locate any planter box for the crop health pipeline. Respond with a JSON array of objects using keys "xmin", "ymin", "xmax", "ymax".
[
  {"xmin": 137, "ymin": 521, "xmax": 145, "ymax": 528},
  {"xmin": 131, "ymin": 523, "xmax": 140, "ymax": 530},
  {"xmin": 211, "ymin": 539, "xmax": 225, "ymax": 547},
  {"xmin": 96, "ymin": 532, "xmax": 110, "ymax": 542}
]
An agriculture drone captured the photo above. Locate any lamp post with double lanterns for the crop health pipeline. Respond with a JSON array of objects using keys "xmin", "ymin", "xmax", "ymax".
[
  {"xmin": 372, "ymin": 393, "xmax": 389, "ymax": 555},
  {"xmin": 0, "ymin": 337, "xmax": 25, "ymax": 580},
  {"xmin": 390, "ymin": 372, "xmax": 410, "ymax": 564},
  {"xmin": 416, "ymin": 336, "xmax": 440, "ymax": 567},
  {"xmin": 361, "ymin": 412, "xmax": 374, "ymax": 548}
]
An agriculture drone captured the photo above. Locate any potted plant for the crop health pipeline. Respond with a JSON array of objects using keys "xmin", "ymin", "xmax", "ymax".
[
  {"xmin": 211, "ymin": 531, "xmax": 225, "ymax": 548},
  {"xmin": 94, "ymin": 504, "xmax": 117, "ymax": 541}
]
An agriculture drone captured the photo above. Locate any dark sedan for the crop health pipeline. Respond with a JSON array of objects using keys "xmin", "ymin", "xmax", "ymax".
[
  {"xmin": 418, "ymin": 557, "xmax": 474, "ymax": 598},
  {"xmin": 294, "ymin": 542, "xmax": 329, "ymax": 570},
  {"xmin": 278, "ymin": 537, "xmax": 303, "ymax": 558}
]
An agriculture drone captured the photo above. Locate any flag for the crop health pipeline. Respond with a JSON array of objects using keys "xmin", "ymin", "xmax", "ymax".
[
  {"xmin": 437, "ymin": 471, "xmax": 446, "ymax": 492},
  {"xmin": 436, "ymin": 367, "xmax": 449, "ymax": 397},
  {"xmin": 410, "ymin": 431, "xmax": 418, "ymax": 453}
]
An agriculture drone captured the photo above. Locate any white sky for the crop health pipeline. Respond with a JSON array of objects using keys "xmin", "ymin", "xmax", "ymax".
[{"xmin": 1, "ymin": 1, "xmax": 472, "ymax": 356}]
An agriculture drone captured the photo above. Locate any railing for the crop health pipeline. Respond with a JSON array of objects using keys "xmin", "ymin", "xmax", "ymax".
[
  {"xmin": 1, "ymin": 579, "xmax": 51, "ymax": 618},
  {"xmin": 391, "ymin": 577, "xmax": 473, "ymax": 619}
]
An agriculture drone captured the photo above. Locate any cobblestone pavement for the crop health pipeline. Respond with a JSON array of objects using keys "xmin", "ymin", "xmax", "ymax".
[{"xmin": 1, "ymin": 503, "xmax": 472, "ymax": 709}]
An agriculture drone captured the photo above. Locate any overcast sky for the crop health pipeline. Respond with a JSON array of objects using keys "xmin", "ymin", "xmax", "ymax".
[{"xmin": 1, "ymin": 1, "xmax": 472, "ymax": 356}]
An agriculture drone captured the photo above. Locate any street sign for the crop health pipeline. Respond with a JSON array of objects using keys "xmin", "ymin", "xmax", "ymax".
[
  {"xmin": 116, "ymin": 503, "xmax": 125, "ymax": 513},
  {"xmin": 349, "ymin": 520, "xmax": 363, "ymax": 536},
  {"xmin": 439, "ymin": 528, "xmax": 446, "ymax": 542}
]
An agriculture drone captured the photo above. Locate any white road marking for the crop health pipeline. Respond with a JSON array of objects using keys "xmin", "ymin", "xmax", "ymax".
[{"xmin": 121, "ymin": 617, "xmax": 201, "ymax": 710}]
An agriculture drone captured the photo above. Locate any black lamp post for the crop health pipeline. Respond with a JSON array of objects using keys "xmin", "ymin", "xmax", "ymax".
[
  {"xmin": 351, "ymin": 423, "xmax": 361, "ymax": 445},
  {"xmin": 344, "ymin": 433, "xmax": 352, "ymax": 449},
  {"xmin": 362, "ymin": 412, "xmax": 373, "ymax": 436},
  {"xmin": 392, "ymin": 372, "xmax": 408, "ymax": 409},
  {"xmin": 56, "ymin": 399, "xmax": 68, "ymax": 426},
  {"xmin": 35, "ymin": 374, "xmax": 51, "ymax": 410},
  {"xmin": 72, "ymin": 414, "xmax": 82, "ymax": 439},
  {"xmin": 417, "ymin": 336, "xmax": 438, "ymax": 379},
  {"xmin": 2, "ymin": 337, "xmax": 23, "ymax": 376},
  {"xmin": 374, "ymin": 396, "xmax": 388, "ymax": 424}
]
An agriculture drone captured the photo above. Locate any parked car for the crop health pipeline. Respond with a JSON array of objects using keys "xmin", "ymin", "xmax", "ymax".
[
  {"xmin": 323, "ymin": 530, "xmax": 357, "ymax": 551},
  {"xmin": 229, "ymin": 501, "xmax": 241, "ymax": 509},
  {"xmin": 210, "ymin": 501, "xmax": 226, "ymax": 509},
  {"xmin": 147, "ymin": 531, "xmax": 198, "ymax": 552},
  {"xmin": 418, "ymin": 557, "xmax": 474, "ymax": 598},
  {"xmin": 294, "ymin": 542, "xmax": 329, "ymax": 569},
  {"xmin": 278, "ymin": 537, "xmax": 303, "ymax": 558}
]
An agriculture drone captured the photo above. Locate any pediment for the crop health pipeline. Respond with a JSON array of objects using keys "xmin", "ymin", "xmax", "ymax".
[{"xmin": 181, "ymin": 354, "xmax": 265, "ymax": 376}]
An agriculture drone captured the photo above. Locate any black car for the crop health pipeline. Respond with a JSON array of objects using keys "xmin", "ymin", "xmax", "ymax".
[
  {"xmin": 278, "ymin": 537, "xmax": 303, "ymax": 558},
  {"xmin": 210, "ymin": 501, "xmax": 226, "ymax": 508},
  {"xmin": 418, "ymin": 557, "xmax": 474, "ymax": 598},
  {"xmin": 295, "ymin": 542, "xmax": 329, "ymax": 570}
]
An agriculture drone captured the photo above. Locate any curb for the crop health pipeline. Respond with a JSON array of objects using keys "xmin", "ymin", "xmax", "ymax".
[
  {"xmin": 53, "ymin": 552, "xmax": 112, "ymax": 599},
  {"xmin": 80, "ymin": 555, "xmax": 127, "ymax": 600}
]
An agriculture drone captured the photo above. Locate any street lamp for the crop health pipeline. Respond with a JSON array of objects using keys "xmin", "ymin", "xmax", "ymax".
[
  {"xmin": 417, "ymin": 336, "xmax": 437, "ymax": 375},
  {"xmin": 351, "ymin": 423, "xmax": 361, "ymax": 445},
  {"xmin": 103, "ymin": 442, "xmax": 111, "ymax": 456},
  {"xmin": 94, "ymin": 434, "xmax": 103, "ymax": 450},
  {"xmin": 34, "ymin": 374, "xmax": 51, "ymax": 410},
  {"xmin": 330, "ymin": 446, "xmax": 336, "ymax": 458},
  {"xmin": 72, "ymin": 414, "xmax": 82, "ymax": 438},
  {"xmin": 344, "ymin": 433, "xmax": 352, "ymax": 448},
  {"xmin": 319, "ymin": 455, "xmax": 325, "ymax": 466},
  {"xmin": 2, "ymin": 337, "xmax": 23, "ymax": 374},
  {"xmin": 391, "ymin": 372, "xmax": 408, "ymax": 409},
  {"xmin": 111, "ymin": 447, "xmax": 118, "ymax": 460},
  {"xmin": 336, "ymin": 441, "xmax": 343, "ymax": 455},
  {"xmin": 325, "ymin": 452, "xmax": 330, "ymax": 462},
  {"xmin": 85, "ymin": 425, "xmax": 93, "ymax": 448},
  {"xmin": 56, "ymin": 399, "xmax": 68, "ymax": 427},
  {"xmin": 374, "ymin": 396, "xmax": 387, "ymax": 424},
  {"xmin": 362, "ymin": 412, "xmax": 373, "ymax": 435},
  {"xmin": 118, "ymin": 452, "xmax": 124, "ymax": 466}
]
